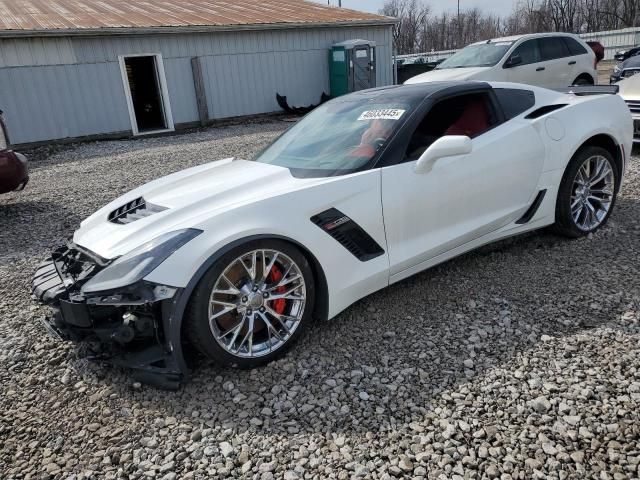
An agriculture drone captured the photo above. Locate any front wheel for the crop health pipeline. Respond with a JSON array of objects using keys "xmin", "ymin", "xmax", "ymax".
[
  {"xmin": 552, "ymin": 146, "xmax": 619, "ymax": 238},
  {"xmin": 184, "ymin": 240, "xmax": 315, "ymax": 368}
]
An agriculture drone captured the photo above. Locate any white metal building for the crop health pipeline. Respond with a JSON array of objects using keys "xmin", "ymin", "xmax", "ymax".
[
  {"xmin": 0, "ymin": 0, "xmax": 395, "ymax": 146},
  {"xmin": 580, "ymin": 27, "xmax": 640, "ymax": 60}
]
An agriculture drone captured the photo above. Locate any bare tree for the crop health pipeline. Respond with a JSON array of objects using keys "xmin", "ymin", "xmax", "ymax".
[
  {"xmin": 380, "ymin": 0, "xmax": 640, "ymax": 54},
  {"xmin": 380, "ymin": 0, "xmax": 430, "ymax": 54}
]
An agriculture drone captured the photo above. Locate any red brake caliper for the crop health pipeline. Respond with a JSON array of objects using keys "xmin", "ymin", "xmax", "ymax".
[{"xmin": 268, "ymin": 264, "xmax": 287, "ymax": 315}]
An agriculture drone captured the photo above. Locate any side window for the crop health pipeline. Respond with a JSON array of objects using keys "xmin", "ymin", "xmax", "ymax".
[
  {"xmin": 494, "ymin": 88, "xmax": 536, "ymax": 119},
  {"xmin": 509, "ymin": 40, "xmax": 540, "ymax": 66},
  {"xmin": 404, "ymin": 92, "xmax": 499, "ymax": 161},
  {"xmin": 563, "ymin": 37, "xmax": 588, "ymax": 56},
  {"xmin": 539, "ymin": 37, "xmax": 570, "ymax": 60}
]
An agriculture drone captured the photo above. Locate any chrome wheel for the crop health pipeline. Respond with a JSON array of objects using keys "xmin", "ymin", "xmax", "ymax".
[
  {"xmin": 570, "ymin": 155, "xmax": 615, "ymax": 231},
  {"xmin": 208, "ymin": 250, "xmax": 306, "ymax": 358}
]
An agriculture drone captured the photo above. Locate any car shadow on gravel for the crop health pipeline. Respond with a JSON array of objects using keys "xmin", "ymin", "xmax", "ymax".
[{"xmin": 90, "ymin": 199, "xmax": 639, "ymax": 437}]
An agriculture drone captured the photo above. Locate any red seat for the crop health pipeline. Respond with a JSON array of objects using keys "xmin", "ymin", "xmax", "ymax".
[{"xmin": 445, "ymin": 100, "xmax": 490, "ymax": 137}]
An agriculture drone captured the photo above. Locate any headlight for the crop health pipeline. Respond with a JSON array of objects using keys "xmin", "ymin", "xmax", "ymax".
[
  {"xmin": 614, "ymin": 65, "xmax": 622, "ymax": 74},
  {"xmin": 82, "ymin": 229, "xmax": 202, "ymax": 294}
]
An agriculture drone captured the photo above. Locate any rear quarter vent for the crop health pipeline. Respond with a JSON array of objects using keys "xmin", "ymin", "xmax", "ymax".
[{"xmin": 525, "ymin": 104, "xmax": 568, "ymax": 119}]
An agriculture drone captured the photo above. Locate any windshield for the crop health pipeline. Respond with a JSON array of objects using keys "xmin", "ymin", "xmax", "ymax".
[
  {"xmin": 253, "ymin": 99, "xmax": 413, "ymax": 177},
  {"xmin": 437, "ymin": 42, "xmax": 514, "ymax": 69}
]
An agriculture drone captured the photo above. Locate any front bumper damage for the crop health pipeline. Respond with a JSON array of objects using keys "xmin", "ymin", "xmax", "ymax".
[{"xmin": 31, "ymin": 244, "xmax": 188, "ymax": 389}]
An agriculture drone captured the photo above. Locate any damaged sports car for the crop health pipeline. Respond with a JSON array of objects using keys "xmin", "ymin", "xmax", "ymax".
[{"xmin": 33, "ymin": 81, "xmax": 632, "ymax": 389}]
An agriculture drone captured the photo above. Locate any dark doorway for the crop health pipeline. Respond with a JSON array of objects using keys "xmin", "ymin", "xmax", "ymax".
[{"xmin": 124, "ymin": 56, "xmax": 167, "ymax": 133}]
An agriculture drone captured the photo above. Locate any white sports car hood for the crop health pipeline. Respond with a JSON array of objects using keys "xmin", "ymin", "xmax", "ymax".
[
  {"xmin": 404, "ymin": 67, "xmax": 491, "ymax": 84},
  {"xmin": 74, "ymin": 159, "xmax": 311, "ymax": 259}
]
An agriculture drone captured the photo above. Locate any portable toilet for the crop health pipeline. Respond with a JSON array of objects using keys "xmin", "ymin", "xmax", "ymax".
[{"xmin": 329, "ymin": 39, "xmax": 377, "ymax": 97}]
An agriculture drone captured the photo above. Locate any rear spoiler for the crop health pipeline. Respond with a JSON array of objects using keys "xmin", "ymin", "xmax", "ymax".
[{"xmin": 556, "ymin": 85, "xmax": 619, "ymax": 96}]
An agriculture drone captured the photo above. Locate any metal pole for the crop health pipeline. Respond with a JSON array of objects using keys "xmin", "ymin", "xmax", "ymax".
[{"xmin": 457, "ymin": 0, "xmax": 461, "ymax": 49}]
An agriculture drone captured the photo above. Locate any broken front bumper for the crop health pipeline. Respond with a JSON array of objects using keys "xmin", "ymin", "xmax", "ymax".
[{"xmin": 31, "ymin": 245, "xmax": 189, "ymax": 389}]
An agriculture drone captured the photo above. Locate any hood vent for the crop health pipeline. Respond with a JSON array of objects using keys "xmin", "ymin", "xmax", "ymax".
[{"xmin": 108, "ymin": 197, "xmax": 167, "ymax": 225}]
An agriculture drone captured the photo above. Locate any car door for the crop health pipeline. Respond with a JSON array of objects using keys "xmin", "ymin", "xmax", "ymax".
[
  {"xmin": 380, "ymin": 89, "xmax": 546, "ymax": 279},
  {"xmin": 562, "ymin": 36, "xmax": 590, "ymax": 82},
  {"xmin": 503, "ymin": 39, "xmax": 545, "ymax": 86},
  {"xmin": 536, "ymin": 37, "xmax": 573, "ymax": 87}
]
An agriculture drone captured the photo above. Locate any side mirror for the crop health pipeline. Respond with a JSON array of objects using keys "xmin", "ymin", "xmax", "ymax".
[
  {"xmin": 414, "ymin": 136, "xmax": 472, "ymax": 174},
  {"xmin": 504, "ymin": 54, "xmax": 522, "ymax": 68}
]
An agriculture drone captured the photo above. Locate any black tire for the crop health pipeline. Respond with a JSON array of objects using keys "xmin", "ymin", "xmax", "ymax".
[
  {"xmin": 572, "ymin": 75, "xmax": 594, "ymax": 86},
  {"xmin": 184, "ymin": 239, "xmax": 315, "ymax": 368},
  {"xmin": 552, "ymin": 146, "xmax": 620, "ymax": 238}
]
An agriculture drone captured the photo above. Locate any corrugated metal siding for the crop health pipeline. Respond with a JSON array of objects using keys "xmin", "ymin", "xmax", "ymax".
[
  {"xmin": 163, "ymin": 57, "xmax": 198, "ymax": 124},
  {"xmin": 581, "ymin": 27, "xmax": 640, "ymax": 60},
  {"xmin": 0, "ymin": 62, "xmax": 130, "ymax": 143},
  {"xmin": 68, "ymin": 27, "xmax": 391, "ymax": 64},
  {"xmin": 0, "ymin": 25, "xmax": 393, "ymax": 144},
  {"xmin": 0, "ymin": 37, "xmax": 76, "ymax": 67}
]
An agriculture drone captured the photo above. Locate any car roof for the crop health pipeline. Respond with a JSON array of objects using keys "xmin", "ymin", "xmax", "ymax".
[
  {"xmin": 338, "ymin": 80, "xmax": 482, "ymax": 100},
  {"xmin": 470, "ymin": 31, "xmax": 579, "ymax": 46},
  {"xmin": 336, "ymin": 82, "xmax": 492, "ymax": 104}
]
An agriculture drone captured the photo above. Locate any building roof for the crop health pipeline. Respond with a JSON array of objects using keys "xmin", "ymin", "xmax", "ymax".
[{"xmin": 0, "ymin": 0, "xmax": 395, "ymax": 37}]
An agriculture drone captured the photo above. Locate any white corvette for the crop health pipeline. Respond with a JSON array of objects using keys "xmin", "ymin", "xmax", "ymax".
[{"xmin": 33, "ymin": 81, "xmax": 632, "ymax": 388}]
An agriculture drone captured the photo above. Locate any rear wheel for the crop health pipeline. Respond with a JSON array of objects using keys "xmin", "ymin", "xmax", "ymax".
[
  {"xmin": 572, "ymin": 75, "xmax": 594, "ymax": 86},
  {"xmin": 184, "ymin": 240, "xmax": 314, "ymax": 368},
  {"xmin": 552, "ymin": 146, "xmax": 619, "ymax": 238}
]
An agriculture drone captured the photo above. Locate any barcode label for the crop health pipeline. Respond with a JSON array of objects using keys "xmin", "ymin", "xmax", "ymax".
[{"xmin": 358, "ymin": 109, "xmax": 406, "ymax": 121}]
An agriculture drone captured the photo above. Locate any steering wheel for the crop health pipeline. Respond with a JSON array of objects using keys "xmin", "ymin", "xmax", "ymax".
[{"xmin": 371, "ymin": 137, "xmax": 387, "ymax": 150}]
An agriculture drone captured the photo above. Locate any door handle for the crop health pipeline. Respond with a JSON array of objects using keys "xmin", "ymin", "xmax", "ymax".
[
  {"xmin": 568, "ymin": 60, "xmax": 577, "ymax": 65},
  {"xmin": 536, "ymin": 67, "xmax": 546, "ymax": 72}
]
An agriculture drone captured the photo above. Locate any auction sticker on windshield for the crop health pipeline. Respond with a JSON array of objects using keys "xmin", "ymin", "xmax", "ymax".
[{"xmin": 358, "ymin": 109, "xmax": 406, "ymax": 121}]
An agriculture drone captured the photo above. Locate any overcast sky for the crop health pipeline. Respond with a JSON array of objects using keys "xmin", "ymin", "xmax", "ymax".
[{"xmin": 316, "ymin": 0, "xmax": 515, "ymax": 16}]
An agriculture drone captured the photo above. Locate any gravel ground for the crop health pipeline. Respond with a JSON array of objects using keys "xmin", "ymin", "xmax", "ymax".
[{"xmin": 1, "ymin": 122, "xmax": 640, "ymax": 480}]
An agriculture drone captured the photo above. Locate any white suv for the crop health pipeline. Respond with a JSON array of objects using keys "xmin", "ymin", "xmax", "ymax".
[{"xmin": 406, "ymin": 33, "xmax": 597, "ymax": 88}]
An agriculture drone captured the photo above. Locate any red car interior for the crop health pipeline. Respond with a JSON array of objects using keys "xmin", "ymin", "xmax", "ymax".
[{"xmin": 445, "ymin": 100, "xmax": 490, "ymax": 137}]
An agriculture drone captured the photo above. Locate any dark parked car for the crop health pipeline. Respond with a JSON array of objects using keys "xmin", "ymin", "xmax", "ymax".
[
  {"xmin": 0, "ymin": 110, "xmax": 28, "ymax": 194},
  {"xmin": 396, "ymin": 57, "xmax": 446, "ymax": 84},
  {"xmin": 613, "ymin": 46, "xmax": 640, "ymax": 62},
  {"xmin": 615, "ymin": 46, "xmax": 640, "ymax": 62},
  {"xmin": 610, "ymin": 55, "xmax": 640, "ymax": 83}
]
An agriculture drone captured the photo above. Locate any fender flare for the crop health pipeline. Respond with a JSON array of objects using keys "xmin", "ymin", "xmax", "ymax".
[{"xmin": 163, "ymin": 234, "xmax": 329, "ymax": 384}]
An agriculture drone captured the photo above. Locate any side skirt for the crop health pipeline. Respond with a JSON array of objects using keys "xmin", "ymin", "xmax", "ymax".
[{"xmin": 389, "ymin": 216, "xmax": 554, "ymax": 286}]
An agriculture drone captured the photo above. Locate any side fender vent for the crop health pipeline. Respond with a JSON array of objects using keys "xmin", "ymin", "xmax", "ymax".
[
  {"xmin": 311, "ymin": 208, "xmax": 384, "ymax": 262},
  {"xmin": 525, "ymin": 104, "xmax": 567, "ymax": 119},
  {"xmin": 108, "ymin": 197, "xmax": 167, "ymax": 224}
]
